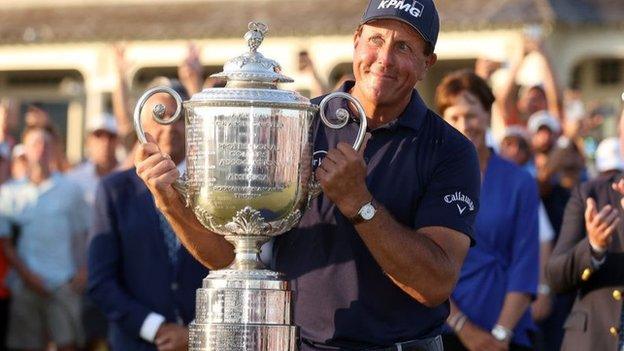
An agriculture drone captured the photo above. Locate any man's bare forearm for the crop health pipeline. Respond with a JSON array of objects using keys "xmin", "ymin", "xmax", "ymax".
[
  {"xmin": 158, "ymin": 193, "xmax": 235, "ymax": 270},
  {"xmin": 496, "ymin": 292, "xmax": 532, "ymax": 330},
  {"xmin": 354, "ymin": 205, "xmax": 469, "ymax": 306}
]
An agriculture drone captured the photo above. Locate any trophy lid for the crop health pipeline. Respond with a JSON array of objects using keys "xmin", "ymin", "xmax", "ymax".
[
  {"xmin": 210, "ymin": 22, "xmax": 293, "ymax": 87},
  {"xmin": 187, "ymin": 22, "xmax": 315, "ymax": 110}
]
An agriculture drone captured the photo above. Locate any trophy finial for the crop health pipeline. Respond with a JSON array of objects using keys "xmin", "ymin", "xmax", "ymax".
[{"xmin": 244, "ymin": 22, "xmax": 268, "ymax": 53}]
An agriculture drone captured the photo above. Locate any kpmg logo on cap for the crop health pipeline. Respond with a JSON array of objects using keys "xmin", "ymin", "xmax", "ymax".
[{"xmin": 377, "ymin": 0, "xmax": 425, "ymax": 18}]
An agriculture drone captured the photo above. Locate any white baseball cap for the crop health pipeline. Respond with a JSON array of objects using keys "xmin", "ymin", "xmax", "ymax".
[
  {"xmin": 595, "ymin": 137, "xmax": 624, "ymax": 173},
  {"xmin": 11, "ymin": 144, "xmax": 25, "ymax": 159},
  {"xmin": 86, "ymin": 113, "xmax": 118, "ymax": 135},
  {"xmin": 527, "ymin": 110, "xmax": 561, "ymax": 134}
]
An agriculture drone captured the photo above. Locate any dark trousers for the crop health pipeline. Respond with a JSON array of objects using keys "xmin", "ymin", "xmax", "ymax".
[
  {"xmin": 443, "ymin": 334, "xmax": 533, "ymax": 351},
  {"xmin": 0, "ymin": 297, "xmax": 8, "ymax": 351},
  {"xmin": 301, "ymin": 335, "xmax": 444, "ymax": 351}
]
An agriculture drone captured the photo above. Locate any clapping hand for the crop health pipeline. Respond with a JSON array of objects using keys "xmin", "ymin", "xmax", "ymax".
[{"xmin": 584, "ymin": 179, "xmax": 624, "ymax": 253}]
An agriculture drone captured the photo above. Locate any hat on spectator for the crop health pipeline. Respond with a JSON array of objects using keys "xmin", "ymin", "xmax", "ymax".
[
  {"xmin": 361, "ymin": 0, "xmax": 440, "ymax": 50},
  {"xmin": 595, "ymin": 137, "xmax": 624, "ymax": 173},
  {"xmin": 87, "ymin": 113, "xmax": 118, "ymax": 135},
  {"xmin": 527, "ymin": 110, "xmax": 561, "ymax": 134},
  {"xmin": 11, "ymin": 143, "xmax": 25, "ymax": 159},
  {"xmin": 502, "ymin": 125, "xmax": 531, "ymax": 141}
]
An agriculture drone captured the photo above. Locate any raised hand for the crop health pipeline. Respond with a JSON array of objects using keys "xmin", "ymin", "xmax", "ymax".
[
  {"xmin": 178, "ymin": 43, "xmax": 204, "ymax": 95},
  {"xmin": 584, "ymin": 196, "xmax": 619, "ymax": 252}
]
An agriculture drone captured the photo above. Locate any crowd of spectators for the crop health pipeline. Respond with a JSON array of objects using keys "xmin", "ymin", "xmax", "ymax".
[{"xmin": 0, "ymin": 31, "xmax": 621, "ymax": 351}]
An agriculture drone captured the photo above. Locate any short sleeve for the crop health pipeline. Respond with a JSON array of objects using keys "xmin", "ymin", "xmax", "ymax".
[{"xmin": 413, "ymin": 131, "xmax": 480, "ymax": 243}]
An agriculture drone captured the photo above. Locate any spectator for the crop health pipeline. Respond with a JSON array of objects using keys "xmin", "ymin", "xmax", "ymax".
[
  {"xmin": 546, "ymin": 117, "xmax": 624, "ymax": 350},
  {"xmin": 9, "ymin": 144, "xmax": 27, "ymax": 182},
  {"xmin": 0, "ymin": 99, "xmax": 18, "ymax": 185},
  {"xmin": 24, "ymin": 105, "xmax": 71, "ymax": 172},
  {"xmin": 297, "ymin": 50, "xmax": 328, "ymax": 97},
  {"xmin": 0, "ymin": 125, "xmax": 89, "ymax": 351},
  {"xmin": 88, "ymin": 78, "xmax": 208, "ymax": 350},
  {"xmin": 67, "ymin": 113, "xmax": 119, "ymax": 208},
  {"xmin": 499, "ymin": 128, "xmax": 558, "ymax": 334},
  {"xmin": 595, "ymin": 137, "xmax": 624, "ymax": 178},
  {"xmin": 496, "ymin": 35, "xmax": 563, "ymax": 126},
  {"xmin": 178, "ymin": 43, "xmax": 204, "ymax": 96},
  {"xmin": 67, "ymin": 113, "xmax": 119, "ymax": 351},
  {"xmin": 500, "ymin": 127, "xmax": 533, "ymax": 174},
  {"xmin": 436, "ymin": 70, "xmax": 539, "ymax": 351},
  {"xmin": 111, "ymin": 44, "xmax": 136, "ymax": 159}
]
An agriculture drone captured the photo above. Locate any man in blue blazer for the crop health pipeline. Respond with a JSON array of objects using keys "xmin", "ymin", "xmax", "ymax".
[{"xmin": 88, "ymin": 79, "xmax": 208, "ymax": 351}]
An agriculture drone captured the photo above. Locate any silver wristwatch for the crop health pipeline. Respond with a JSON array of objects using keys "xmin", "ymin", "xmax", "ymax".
[
  {"xmin": 491, "ymin": 324, "xmax": 513, "ymax": 342},
  {"xmin": 350, "ymin": 200, "xmax": 377, "ymax": 224}
]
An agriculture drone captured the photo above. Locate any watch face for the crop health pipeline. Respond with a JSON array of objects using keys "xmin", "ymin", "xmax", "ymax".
[
  {"xmin": 492, "ymin": 328, "xmax": 505, "ymax": 340},
  {"xmin": 491, "ymin": 326, "xmax": 510, "ymax": 341},
  {"xmin": 360, "ymin": 203, "xmax": 376, "ymax": 220}
]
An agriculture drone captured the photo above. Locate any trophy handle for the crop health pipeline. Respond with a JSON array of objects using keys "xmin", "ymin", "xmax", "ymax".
[
  {"xmin": 133, "ymin": 86, "xmax": 184, "ymax": 143},
  {"xmin": 133, "ymin": 86, "xmax": 190, "ymax": 206},
  {"xmin": 309, "ymin": 92, "xmax": 368, "ymax": 199}
]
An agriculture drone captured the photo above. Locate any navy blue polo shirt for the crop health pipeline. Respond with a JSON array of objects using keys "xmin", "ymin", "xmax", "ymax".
[{"xmin": 273, "ymin": 81, "xmax": 480, "ymax": 349}]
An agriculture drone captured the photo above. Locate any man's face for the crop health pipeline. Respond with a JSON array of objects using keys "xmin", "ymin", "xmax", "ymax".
[
  {"xmin": 442, "ymin": 91, "xmax": 489, "ymax": 151},
  {"xmin": 500, "ymin": 136, "xmax": 530, "ymax": 166},
  {"xmin": 352, "ymin": 20, "xmax": 436, "ymax": 108},
  {"xmin": 23, "ymin": 129, "xmax": 52, "ymax": 167},
  {"xmin": 531, "ymin": 126, "xmax": 555, "ymax": 153},
  {"xmin": 87, "ymin": 130, "xmax": 117, "ymax": 166},
  {"xmin": 141, "ymin": 93, "xmax": 186, "ymax": 164},
  {"xmin": 518, "ymin": 87, "xmax": 547, "ymax": 116}
]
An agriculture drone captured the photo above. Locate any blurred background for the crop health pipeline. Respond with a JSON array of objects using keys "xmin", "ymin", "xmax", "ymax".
[{"xmin": 0, "ymin": 0, "xmax": 622, "ymax": 164}]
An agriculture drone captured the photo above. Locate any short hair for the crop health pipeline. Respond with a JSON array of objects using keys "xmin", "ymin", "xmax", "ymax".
[
  {"xmin": 435, "ymin": 70, "xmax": 495, "ymax": 115},
  {"xmin": 21, "ymin": 124, "xmax": 54, "ymax": 143}
]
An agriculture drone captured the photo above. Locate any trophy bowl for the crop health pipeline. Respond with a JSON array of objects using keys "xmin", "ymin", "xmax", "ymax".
[{"xmin": 133, "ymin": 22, "xmax": 367, "ymax": 351}]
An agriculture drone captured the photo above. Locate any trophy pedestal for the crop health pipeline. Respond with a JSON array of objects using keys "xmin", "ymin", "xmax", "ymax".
[{"xmin": 189, "ymin": 269, "xmax": 298, "ymax": 351}]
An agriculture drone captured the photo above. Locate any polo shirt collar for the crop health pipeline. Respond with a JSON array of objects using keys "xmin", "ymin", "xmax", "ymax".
[{"xmin": 335, "ymin": 80, "xmax": 427, "ymax": 132}]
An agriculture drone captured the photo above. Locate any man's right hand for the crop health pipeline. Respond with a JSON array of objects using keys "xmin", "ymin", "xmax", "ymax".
[
  {"xmin": 135, "ymin": 133, "xmax": 180, "ymax": 209},
  {"xmin": 584, "ymin": 197, "xmax": 619, "ymax": 254},
  {"xmin": 457, "ymin": 321, "xmax": 508, "ymax": 351}
]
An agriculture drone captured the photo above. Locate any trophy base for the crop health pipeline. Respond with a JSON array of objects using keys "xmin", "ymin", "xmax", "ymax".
[
  {"xmin": 189, "ymin": 322, "xmax": 297, "ymax": 351},
  {"xmin": 190, "ymin": 269, "xmax": 298, "ymax": 351}
]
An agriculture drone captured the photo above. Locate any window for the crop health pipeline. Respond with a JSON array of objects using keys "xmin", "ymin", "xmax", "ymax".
[{"xmin": 596, "ymin": 59, "xmax": 622, "ymax": 85}]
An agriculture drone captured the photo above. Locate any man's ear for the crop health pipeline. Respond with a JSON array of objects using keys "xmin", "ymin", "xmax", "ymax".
[{"xmin": 426, "ymin": 53, "xmax": 438, "ymax": 70}]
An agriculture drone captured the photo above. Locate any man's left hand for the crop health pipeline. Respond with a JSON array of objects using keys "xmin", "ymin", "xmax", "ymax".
[{"xmin": 316, "ymin": 137, "xmax": 370, "ymax": 218}]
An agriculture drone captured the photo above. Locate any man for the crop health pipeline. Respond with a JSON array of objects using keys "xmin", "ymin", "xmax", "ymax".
[
  {"xmin": 136, "ymin": 1, "xmax": 480, "ymax": 350},
  {"xmin": 0, "ymin": 126, "xmax": 88, "ymax": 351},
  {"xmin": 67, "ymin": 112, "xmax": 119, "ymax": 350},
  {"xmin": 546, "ymin": 105, "xmax": 624, "ymax": 351},
  {"xmin": 496, "ymin": 34, "xmax": 563, "ymax": 126},
  {"xmin": 68, "ymin": 112, "xmax": 119, "ymax": 210},
  {"xmin": 87, "ymin": 79, "xmax": 209, "ymax": 351}
]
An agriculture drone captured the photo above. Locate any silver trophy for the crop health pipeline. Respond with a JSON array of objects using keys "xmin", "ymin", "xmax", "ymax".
[{"xmin": 133, "ymin": 22, "xmax": 367, "ymax": 351}]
